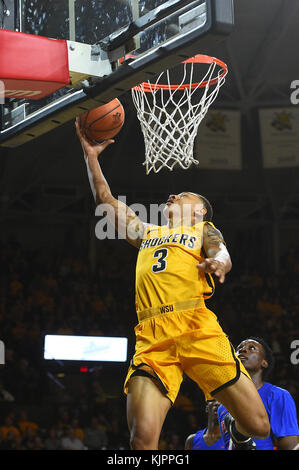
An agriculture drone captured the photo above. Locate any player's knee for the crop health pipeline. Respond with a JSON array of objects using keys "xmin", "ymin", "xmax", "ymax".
[
  {"xmin": 257, "ymin": 414, "xmax": 270, "ymax": 439},
  {"xmin": 246, "ymin": 411, "xmax": 270, "ymax": 439},
  {"xmin": 130, "ymin": 425, "xmax": 156, "ymax": 450}
]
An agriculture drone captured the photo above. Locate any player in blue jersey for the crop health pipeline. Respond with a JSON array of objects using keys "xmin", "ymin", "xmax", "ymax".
[
  {"xmin": 185, "ymin": 400, "xmax": 225, "ymax": 450},
  {"xmin": 218, "ymin": 337, "xmax": 299, "ymax": 450}
]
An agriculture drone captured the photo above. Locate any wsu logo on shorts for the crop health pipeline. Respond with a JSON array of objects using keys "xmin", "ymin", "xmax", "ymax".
[{"xmin": 160, "ymin": 304, "xmax": 174, "ymax": 314}]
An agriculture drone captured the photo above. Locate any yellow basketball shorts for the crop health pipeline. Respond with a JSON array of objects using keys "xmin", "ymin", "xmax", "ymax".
[{"xmin": 124, "ymin": 298, "xmax": 250, "ymax": 404}]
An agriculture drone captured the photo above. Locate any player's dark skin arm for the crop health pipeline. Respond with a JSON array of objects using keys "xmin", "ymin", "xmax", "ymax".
[
  {"xmin": 75, "ymin": 119, "xmax": 145, "ymax": 248},
  {"xmin": 276, "ymin": 435, "xmax": 299, "ymax": 450},
  {"xmin": 197, "ymin": 223, "xmax": 232, "ymax": 283}
]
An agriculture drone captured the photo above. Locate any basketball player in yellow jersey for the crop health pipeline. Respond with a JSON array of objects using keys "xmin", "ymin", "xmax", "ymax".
[{"xmin": 75, "ymin": 120, "xmax": 270, "ymax": 450}]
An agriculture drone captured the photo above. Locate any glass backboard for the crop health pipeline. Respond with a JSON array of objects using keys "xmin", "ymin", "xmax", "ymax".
[{"xmin": 0, "ymin": 0, "xmax": 234, "ymax": 147}]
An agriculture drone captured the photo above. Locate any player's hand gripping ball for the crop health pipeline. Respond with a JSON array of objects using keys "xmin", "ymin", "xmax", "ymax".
[{"xmin": 78, "ymin": 98, "xmax": 125, "ymax": 143}]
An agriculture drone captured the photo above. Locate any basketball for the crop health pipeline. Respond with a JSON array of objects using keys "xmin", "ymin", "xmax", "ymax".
[{"xmin": 79, "ymin": 98, "xmax": 125, "ymax": 143}]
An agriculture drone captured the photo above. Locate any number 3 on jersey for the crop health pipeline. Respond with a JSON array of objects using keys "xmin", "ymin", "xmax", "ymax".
[{"xmin": 152, "ymin": 248, "xmax": 168, "ymax": 273}]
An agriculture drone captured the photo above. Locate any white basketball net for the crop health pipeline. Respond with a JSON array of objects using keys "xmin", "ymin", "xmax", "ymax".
[{"xmin": 131, "ymin": 56, "xmax": 227, "ymax": 174}]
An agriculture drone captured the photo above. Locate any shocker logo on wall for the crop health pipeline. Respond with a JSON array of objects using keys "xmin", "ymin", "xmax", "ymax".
[
  {"xmin": 206, "ymin": 112, "xmax": 228, "ymax": 132},
  {"xmin": 271, "ymin": 111, "xmax": 293, "ymax": 131}
]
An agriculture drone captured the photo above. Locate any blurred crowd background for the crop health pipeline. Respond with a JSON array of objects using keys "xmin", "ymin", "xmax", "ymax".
[{"xmin": 0, "ymin": 233, "xmax": 298, "ymax": 450}]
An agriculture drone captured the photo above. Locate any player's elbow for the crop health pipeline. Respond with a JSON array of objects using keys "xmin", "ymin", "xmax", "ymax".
[{"xmin": 96, "ymin": 188, "xmax": 114, "ymax": 205}]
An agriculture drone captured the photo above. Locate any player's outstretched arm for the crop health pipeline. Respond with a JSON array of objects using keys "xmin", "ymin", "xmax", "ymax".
[
  {"xmin": 197, "ymin": 223, "xmax": 232, "ymax": 283},
  {"xmin": 75, "ymin": 119, "xmax": 145, "ymax": 248}
]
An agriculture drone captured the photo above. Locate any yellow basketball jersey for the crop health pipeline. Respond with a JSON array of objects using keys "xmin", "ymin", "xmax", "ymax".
[{"xmin": 135, "ymin": 221, "xmax": 215, "ymax": 312}]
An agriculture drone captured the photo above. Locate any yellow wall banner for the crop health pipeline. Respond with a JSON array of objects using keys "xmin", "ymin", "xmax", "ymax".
[
  {"xmin": 195, "ymin": 109, "xmax": 242, "ymax": 170},
  {"xmin": 259, "ymin": 107, "xmax": 299, "ymax": 168}
]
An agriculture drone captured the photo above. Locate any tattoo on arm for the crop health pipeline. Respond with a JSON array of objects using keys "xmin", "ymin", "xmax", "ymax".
[
  {"xmin": 202, "ymin": 223, "xmax": 226, "ymax": 259},
  {"xmin": 206, "ymin": 224, "xmax": 224, "ymax": 245}
]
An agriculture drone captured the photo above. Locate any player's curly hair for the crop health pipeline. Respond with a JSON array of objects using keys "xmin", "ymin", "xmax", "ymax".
[{"xmin": 246, "ymin": 336, "xmax": 275, "ymax": 381}]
